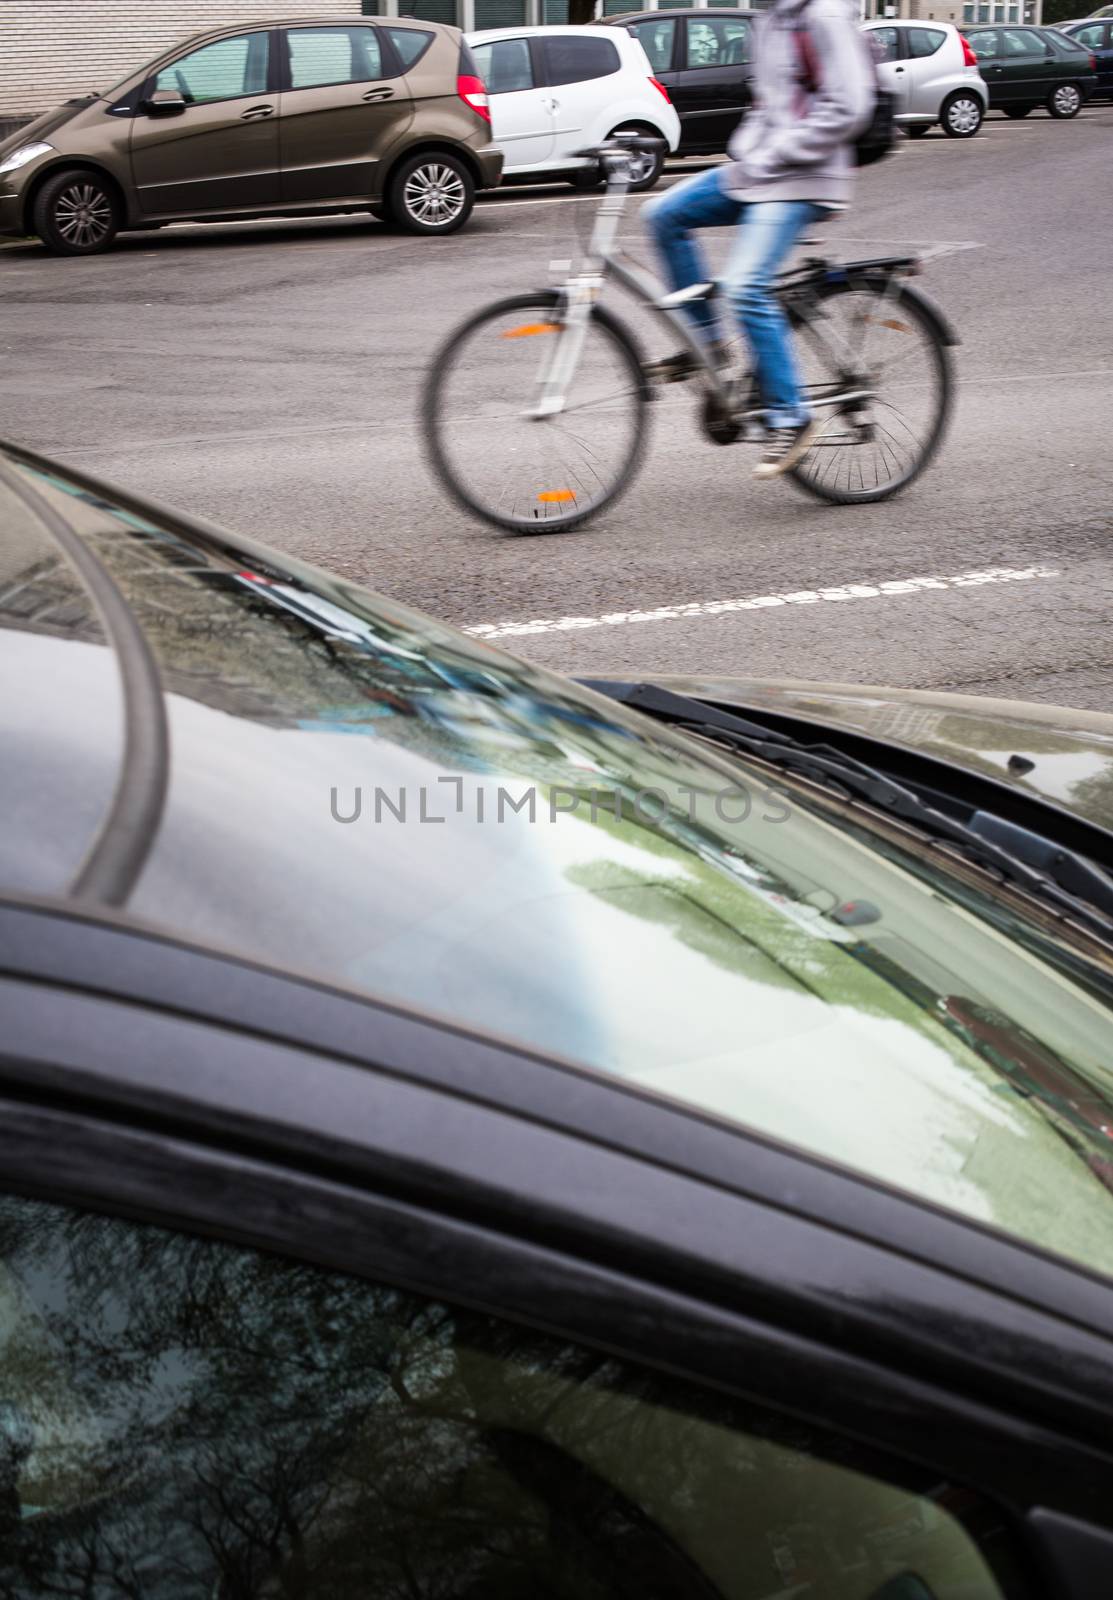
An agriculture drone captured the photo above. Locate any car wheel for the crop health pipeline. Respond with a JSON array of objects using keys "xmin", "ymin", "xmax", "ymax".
[
  {"xmin": 1048, "ymin": 82, "xmax": 1083, "ymax": 117},
  {"xmin": 32, "ymin": 168, "xmax": 120, "ymax": 255},
  {"xmin": 610, "ymin": 126, "xmax": 667, "ymax": 192},
  {"xmin": 905, "ymin": 123, "xmax": 932, "ymax": 138},
  {"xmin": 940, "ymin": 92, "xmax": 983, "ymax": 137},
  {"xmin": 568, "ymin": 165, "xmax": 604, "ymax": 190},
  {"xmin": 388, "ymin": 153, "xmax": 474, "ymax": 236},
  {"xmin": 1004, "ymin": 105, "xmax": 1033, "ymax": 117}
]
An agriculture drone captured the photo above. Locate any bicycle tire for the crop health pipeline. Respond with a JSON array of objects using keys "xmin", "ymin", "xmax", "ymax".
[
  {"xmin": 787, "ymin": 277, "xmax": 954, "ymax": 506},
  {"xmin": 421, "ymin": 290, "xmax": 651, "ymax": 535}
]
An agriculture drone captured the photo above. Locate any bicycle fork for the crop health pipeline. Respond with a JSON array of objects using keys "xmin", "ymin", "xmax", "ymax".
[{"xmin": 526, "ymin": 277, "xmax": 600, "ymax": 420}]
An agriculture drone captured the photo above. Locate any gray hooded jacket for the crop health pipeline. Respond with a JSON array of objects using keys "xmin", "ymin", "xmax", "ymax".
[{"xmin": 725, "ymin": 0, "xmax": 875, "ymax": 207}]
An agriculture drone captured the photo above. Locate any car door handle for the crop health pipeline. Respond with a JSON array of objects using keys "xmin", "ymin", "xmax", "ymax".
[
  {"xmin": 362, "ymin": 86, "xmax": 394, "ymax": 102},
  {"xmin": 894, "ymin": 65, "xmax": 905, "ymax": 71},
  {"xmin": 240, "ymin": 104, "xmax": 274, "ymax": 119}
]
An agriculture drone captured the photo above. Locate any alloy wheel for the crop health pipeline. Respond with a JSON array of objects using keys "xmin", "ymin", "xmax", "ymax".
[
  {"xmin": 402, "ymin": 163, "xmax": 467, "ymax": 228},
  {"xmin": 53, "ymin": 182, "xmax": 114, "ymax": 249},
  {"xmin": 1053, "ymin": 84, "xmax": 1082, "ymax": 115},
  {"xmin": 947, "ymin": 97, "xmax": 981, "ymax": 134}
]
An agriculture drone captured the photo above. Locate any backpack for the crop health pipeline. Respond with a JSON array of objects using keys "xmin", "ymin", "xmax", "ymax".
[{"xmin": 793, "ymin": 10, "xmax": 896, "ymax": 168}]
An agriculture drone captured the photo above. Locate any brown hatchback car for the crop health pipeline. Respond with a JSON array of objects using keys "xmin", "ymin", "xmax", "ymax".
[{"xmin": 0, "ymin": 16, "xmax": 503, "ymax": 254}]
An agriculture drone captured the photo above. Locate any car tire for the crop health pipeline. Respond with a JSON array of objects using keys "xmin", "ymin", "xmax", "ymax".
[
  {"xmin": 940, "ymin": 91, "xmax": 983, "ymax": 137},
  {"xmin": 905, "ymin": 123, "xmax": 932, "ymax": 137},
  {"xmin": 1048, "ymin": 82, "xmax": 1083, "ymax": 117},
  {"xmin": 610, "ymin": 125, "xmax": 667, "ymax": 192},
  {"xmin": 387, "ymin": 153, "xmax": 474, "ymax": 236},
  {"xmin": 369, "ymin": 201, "xmax": 393, "ymax": 222},
  {"xmin": 32, "ymin": 167, "xmax": 120, "ymax": 255},
  {"xmin": 568, "ymin": 165, "xmax": 604, "ymax": 190},
  {"xmin": 1004, "ymin": 105, "xmax": 1033, "ymax": 117}
]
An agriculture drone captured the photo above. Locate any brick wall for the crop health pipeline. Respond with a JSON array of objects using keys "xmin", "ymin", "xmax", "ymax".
[{"xmin": 0, "ymin": 2, "xmax": 366, "ymax": 118}]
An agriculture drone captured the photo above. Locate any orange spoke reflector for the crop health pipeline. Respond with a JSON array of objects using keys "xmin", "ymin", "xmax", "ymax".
[
  {"xmin": 538, "ymin": 490, "xmax": 576, "ymax": 503},
  {"xmin": 864, "ymin": 315, "xmax": 911, "ymax": 333},
  {"xmin": 501, "ymin": 322, "xmax": 559, "ymax": 339}
]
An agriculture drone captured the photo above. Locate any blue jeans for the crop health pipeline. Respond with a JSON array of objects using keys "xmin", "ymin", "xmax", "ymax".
[{"xmin": 643, "ymin": 168, "xmax": 826, "ymax": 428}]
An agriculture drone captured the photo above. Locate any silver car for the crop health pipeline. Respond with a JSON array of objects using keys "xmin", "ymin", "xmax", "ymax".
[{"xmin": 863, "ymin": 20, "xmax": 988, "ymax": 138}]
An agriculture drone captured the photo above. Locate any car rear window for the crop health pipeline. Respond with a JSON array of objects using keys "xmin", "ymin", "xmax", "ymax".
[
  {"xmin": 386, "ymin": 25, "xmax": 434, "ymax": 68},
  {"xmin": 908, "ymin": 26, "xmax": 946, "ymax": 56},
  {"xmin": 542, "ymin": 35, "xmax": 620, "ymax": 85}
]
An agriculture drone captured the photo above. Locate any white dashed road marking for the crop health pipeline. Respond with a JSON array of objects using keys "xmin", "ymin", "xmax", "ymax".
[{"xmin": 466, "ymin": 565, "xmax": 1060, "ymax": 641}]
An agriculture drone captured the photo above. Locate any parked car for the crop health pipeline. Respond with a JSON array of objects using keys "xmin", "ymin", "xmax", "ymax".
[
  {"xmin": 0, "ymin": 16, "xmax": 502, "ymax": 254},
  {"xmin": 1056, "ymin": 1, "xmax": 1113, "ymax": 23},
  {"xmin": 1059, "ymin": 18, "xmax": 1113, "ymax": 97},
  {"xmin": 963, "ymin": 24, "xmax": 1098, "ymax": 117},
  {"xmin": 466, "ymin": 25, "xmax": 679, "ymax": 191},
  {"xmin": 862, "ymin": 21, "xmax": 988, "ymax": 138},
  {"xmin": 5, "ymin": 436, "xmax": 1113, "ymax": 1593},
  {"xmin": 599, "ymin": 8, "xmax": 757, "ymax": 156}
]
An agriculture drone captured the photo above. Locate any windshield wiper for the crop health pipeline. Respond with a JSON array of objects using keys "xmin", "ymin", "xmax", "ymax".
[{"xmin": 584, "ymin": 680, "xmax": 1113, "ymax": 940}]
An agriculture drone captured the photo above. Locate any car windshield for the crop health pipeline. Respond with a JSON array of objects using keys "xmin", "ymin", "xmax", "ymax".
[{"xmin": 6, "ymin": 452, "xmax": 1113, "ymax": 1282}]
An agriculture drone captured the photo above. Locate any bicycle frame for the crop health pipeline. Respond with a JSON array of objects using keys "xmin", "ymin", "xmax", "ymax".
[{"xmin": 529, "ymin": 156, "xmax": 926, "ymax": 428}]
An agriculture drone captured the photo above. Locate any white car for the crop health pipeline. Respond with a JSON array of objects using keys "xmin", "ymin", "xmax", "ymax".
[
  {"xmin": 465, "ymin": 25, "xmax": 681, "ymax": 191},
  {"xmin": 863, "ymin": 21, "xmax": 988, "ymax": 138}
]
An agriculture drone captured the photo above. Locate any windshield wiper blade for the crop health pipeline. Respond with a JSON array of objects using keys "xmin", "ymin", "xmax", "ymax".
[{"xmin": 585, "ymin": 681, "xmax": 1113, "ymax": 938}]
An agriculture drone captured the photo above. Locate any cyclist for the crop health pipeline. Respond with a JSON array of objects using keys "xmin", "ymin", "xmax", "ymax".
[{"xmin": 642, "ymin": 0, "xmax": 875, "ymax": 479}]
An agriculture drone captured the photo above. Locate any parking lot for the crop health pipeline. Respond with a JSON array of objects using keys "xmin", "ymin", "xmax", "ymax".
[{"xmin": 3, "ymin": 106, "xmax": 1112, "ymax": 706}]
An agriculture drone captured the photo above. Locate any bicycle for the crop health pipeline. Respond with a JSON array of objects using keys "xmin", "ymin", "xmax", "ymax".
[{"xmin": 422, "ymin": 135, "xmax": 957, "ymax": 534}]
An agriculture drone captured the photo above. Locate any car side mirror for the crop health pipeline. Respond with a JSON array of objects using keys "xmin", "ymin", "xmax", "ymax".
[{"xmin": 143, "ymin": 89, "xmax": 187, "ymax": 117}]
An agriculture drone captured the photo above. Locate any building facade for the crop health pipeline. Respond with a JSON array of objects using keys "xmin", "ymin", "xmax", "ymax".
[
  {"xmin": 1, "ymin": 0, "xmax": 758, "ymax": 124},
  {"xmin": 0, "ymin": 0, "xmax": 1041, "ymax": 126}
]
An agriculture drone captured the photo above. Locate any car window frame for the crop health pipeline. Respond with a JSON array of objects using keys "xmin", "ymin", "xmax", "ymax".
[
  {"xmin": 384, "ymin": 23, "xmax": 436, "ymax": 70},
  {"xmin": 2, "ymin": 942, "xmax": 1113, "ymax": 1597},
  {"xmin": 469, "ymin": 34, "xmax": 538, "ymax": 95},
  {"xmin": 142, "ymin": 27, "xmax": 280, "ymax": 109},
  {"xmin": 277, "ymin": 22, "xmax": 404, "ymax": 93},
  {"xmin": 907, "ymin": 24, "xmax": 947, "ymax": 57},
  {"xmin": 535, "ymin": 31, "xmax": 622, "ymax": 87},
  {"xmin": 624, "ymin": 15, "xmax": 682, "ymax": 75},
  {"xmin": 682, "ymin": 12, "xmax": 754, "ymax": 71},
  {"xmin": 866, "ymin": 24, "xmax": 906, "ymax": 63}
]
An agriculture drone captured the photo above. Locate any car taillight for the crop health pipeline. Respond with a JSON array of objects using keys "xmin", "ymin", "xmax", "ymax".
[
  {"xmin": 960, "ymin": 34, "xmax": 978, "ymax": 67},
  {"xmin": 649, "ymin": 75, "xmax": 671, "ymax": 102},
  {"xmin": 457, "ymin": 73, "xmax": 490, "ymax": 123}
]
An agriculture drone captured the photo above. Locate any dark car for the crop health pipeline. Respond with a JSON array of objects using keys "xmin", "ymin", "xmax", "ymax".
[
  {"xmin": 963, "ymin": 24, "xmax": 1097, "ymax": 118},
  {"xmin": 1059, "ymin": 19, "xmax": 1113, "ymax": 96},
  {"xmin": 8, "ymin": 437, "xmax": 1113, "ymax": 1594},
  {"xmin": 600, "ymin": 8, "xmax": 757, "ymax": 155},
  {"xmin": 0, "ymin": 16, "xmax": 502, "ymax": 254}
]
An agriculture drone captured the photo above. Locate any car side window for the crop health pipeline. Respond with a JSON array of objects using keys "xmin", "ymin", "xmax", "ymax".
[
  {"xmin": 1002, "ymin": 27, "xmax": 1042, "ymax": 53},
  {"xmin": 154, "ymin": 33, "xmax": 270, "ymax": 103},
  {"xmin": 1071, "ymin": 22, "xmax": 1104, "ymax": 46},
  {"xmin": 908, "ymin": 27, "xmax": 946, "ymax": 56},
  {"xmin": 868, "ymin": 26, "xmax": 902, "ymax": 63},
  {"xmin": 541, "ymin": 35, "xmax": 621, "ymax": 85},
  {"xmin": 0, "ymin": 1192, "xmax": 1024, "ymax": 1599},
  {"xmin": 286, "ymin": 27, "xmax": 385, "ymax": 90},
  {"xmin": 684, "ymin": 16, "xmax": 751, "ymax": 69},
  {"xmin": 386, "ymin": 26, "xmax": 435, "ymax": 68},
  {"xmin": 628, "ymin": 17, "xmax": 677, "ymax": 74},
  {"xmin": 471, "ymin": 38, "xmax": 534, "ymax": 94},
  {"xmin": 967, "ymin": 30, "xmax": 999, "ymax": 59}
]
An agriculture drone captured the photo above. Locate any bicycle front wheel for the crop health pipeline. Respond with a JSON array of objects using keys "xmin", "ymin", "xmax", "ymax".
[
  {"xmin": 422, "ymin": 292, "xmax": 649, "ymax": 534},
  {"xmin": 788, "ymin": 277, "xmax": 953, "ymax": 505}
]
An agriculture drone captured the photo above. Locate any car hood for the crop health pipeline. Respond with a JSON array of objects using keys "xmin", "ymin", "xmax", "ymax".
[
  {"xmin": 651, "ymin": 676, "xmax": 1113, "ymax": 833},
  {"xmin": 0, "ymin": 99, "xmax": 99, "ymax": 159}
]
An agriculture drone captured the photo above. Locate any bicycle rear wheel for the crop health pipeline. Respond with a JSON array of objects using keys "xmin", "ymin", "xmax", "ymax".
[
  {"xmin": 422, "ymin": 291, "xmax": 649, "ymax": 534},
  {"xmin": 787, "ymin": 277, "xmax": 953, "ymax": 505}
]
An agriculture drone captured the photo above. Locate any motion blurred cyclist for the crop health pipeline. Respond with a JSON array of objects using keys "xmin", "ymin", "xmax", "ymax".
[{"xmin": 643, "ymin": 0, "xmax": 875, "ymax": 479}]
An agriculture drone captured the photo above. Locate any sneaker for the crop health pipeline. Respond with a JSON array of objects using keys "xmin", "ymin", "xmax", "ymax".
[
  {"xmin": 644, "ymin": 342, "xmax": 731, "ymax": 385},
  {"xmin": 752, "ymin": 419, "xmax": 821, "ymax": 480}
]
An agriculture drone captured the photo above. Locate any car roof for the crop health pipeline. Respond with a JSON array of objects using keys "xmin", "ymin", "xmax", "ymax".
[
  {"xmin": 467, "ymin": 23, "xmax": 630, "ymax": 36},
  {"xmin": 601, "ymin": 6, "xmax": 758, "ymax": 17}
]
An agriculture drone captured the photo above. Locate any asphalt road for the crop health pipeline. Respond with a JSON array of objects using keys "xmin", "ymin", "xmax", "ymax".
[{"xmin": 3, "ymin": 108, "xmax": 1112, "ymax": 708}]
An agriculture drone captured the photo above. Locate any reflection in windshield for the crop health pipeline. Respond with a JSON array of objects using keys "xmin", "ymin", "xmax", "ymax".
[{"xmin": 8, "ymin": 461, "xmax": 1113, "ymax": 1281}]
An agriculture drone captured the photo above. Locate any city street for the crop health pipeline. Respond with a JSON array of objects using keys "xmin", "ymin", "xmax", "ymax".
[{"xmin": 2, "ymin": 107, "xmax": 1111, "ymax": 707}]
